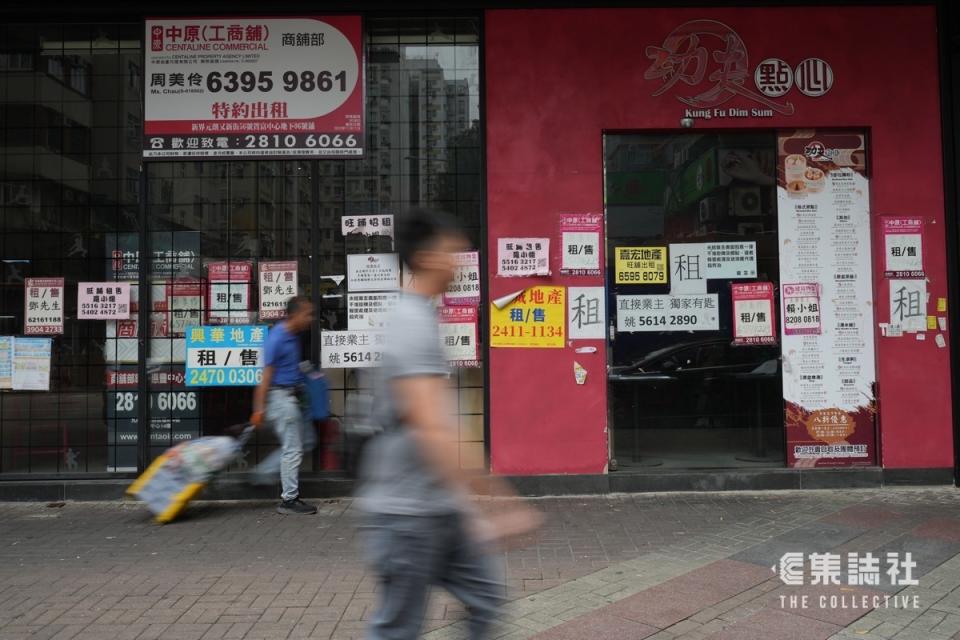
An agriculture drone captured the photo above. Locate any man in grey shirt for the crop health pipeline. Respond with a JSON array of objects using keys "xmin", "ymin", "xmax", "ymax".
[{"xmin": 357, "ymin": 209, "xmax": 540, "ymax": 640}]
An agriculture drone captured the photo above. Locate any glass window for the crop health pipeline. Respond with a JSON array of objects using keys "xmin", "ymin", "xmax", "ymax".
[{"xmin": 605, "ymin": 132, "xmax": 784, "ymax": 470}]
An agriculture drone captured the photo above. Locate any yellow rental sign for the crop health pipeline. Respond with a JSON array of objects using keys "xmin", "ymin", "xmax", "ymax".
[
  {"xmin": 615, "ymin": 246, "xmax": 668, "ymax": 284},
  {"xmin": 490, "ymin": 286, "xmax": 565, "ymax": 348}
]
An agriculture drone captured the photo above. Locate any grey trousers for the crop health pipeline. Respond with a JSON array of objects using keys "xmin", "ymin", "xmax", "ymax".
[{"xmin": 363, "ymin": 512, "xmax": 504, "ymax": 640}]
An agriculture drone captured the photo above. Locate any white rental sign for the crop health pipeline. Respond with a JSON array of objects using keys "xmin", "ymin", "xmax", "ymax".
[{"xmin": 616, "ymin": 294, "xmax": 720, "ymax": 332}]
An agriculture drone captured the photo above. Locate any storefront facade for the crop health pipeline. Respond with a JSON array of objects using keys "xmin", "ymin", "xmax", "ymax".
[{"xmin": 0, "ymin": 2, "xmax": 957, "ymax": 493}]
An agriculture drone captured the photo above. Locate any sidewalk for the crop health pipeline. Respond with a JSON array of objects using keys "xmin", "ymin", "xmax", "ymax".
[{"xmin": 1, "ymin": 487, "xmax": 960, "ymax": 639}]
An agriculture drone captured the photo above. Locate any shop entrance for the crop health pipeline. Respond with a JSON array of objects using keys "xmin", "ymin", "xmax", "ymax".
[{"xmin": 604, "ymin": 132, "xmax": 785, "ymax": 469}]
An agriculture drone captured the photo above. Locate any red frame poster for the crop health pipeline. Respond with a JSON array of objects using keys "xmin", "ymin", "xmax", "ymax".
[
  {"xmin": 731, "ymin": 282, "xmax": 776, "ymax": 345},
  {"xmin": 207, "ymin": 261, "xmax": 252, "ymax": 325},
  {"xmin": 880, "ymin": 216, "xmax": 924, "ymax": 278},
  {"xmin": 144, "ymin": 16, "xmax": 363, "ymax": 159},
  {"xmin": 24, "ymin": 277, "xmax": 64, "ymax": 335},
  {"xmin": 558, "ymin": 213, "xmax": 603, "ymax": 276},
  {"xmin": 439, "ymin": 306, "xmax": 480, "ymax": 368}
]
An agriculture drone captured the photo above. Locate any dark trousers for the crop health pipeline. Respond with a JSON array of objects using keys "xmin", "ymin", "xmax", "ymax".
[{"xmin": 363, "ymin": 512, "xmax": 503, "ymax": 640}]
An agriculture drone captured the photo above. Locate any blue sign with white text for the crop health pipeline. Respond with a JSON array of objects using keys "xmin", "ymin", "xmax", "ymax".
[{"xmin": 185, "ymin": 325, "xmax": 268, "ymax": 387}]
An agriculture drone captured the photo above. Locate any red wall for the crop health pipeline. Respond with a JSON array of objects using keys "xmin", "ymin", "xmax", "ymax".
[{"xmin": 485, "ymin": 6, "xmax": 951, "ymax": 474}]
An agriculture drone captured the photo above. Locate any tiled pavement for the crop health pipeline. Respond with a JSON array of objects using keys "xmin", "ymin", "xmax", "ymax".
[{"xmin": 1, "ymin": 488, "xmax": 960, "ymax": 639}]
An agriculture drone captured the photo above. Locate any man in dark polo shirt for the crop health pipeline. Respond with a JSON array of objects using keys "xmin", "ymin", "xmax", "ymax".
[{"xmin": 250, "ymin": 295, "xmax": 317, "ymax": 515}]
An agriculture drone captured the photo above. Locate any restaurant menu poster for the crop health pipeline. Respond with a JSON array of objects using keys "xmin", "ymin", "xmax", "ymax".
[{"xmin": 777, "ymin": 130, "xmax": 875, "ymax": 468}]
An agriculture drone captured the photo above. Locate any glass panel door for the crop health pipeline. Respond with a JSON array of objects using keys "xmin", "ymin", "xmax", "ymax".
[{"xmin": 605, "ymin": 132, "xmax": 785, "ymax": 469}]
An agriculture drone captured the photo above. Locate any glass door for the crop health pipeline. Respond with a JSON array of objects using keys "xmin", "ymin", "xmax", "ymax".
[{"xmin": 604, "ymin": 132, "xmax": 785, "ymax": 469}]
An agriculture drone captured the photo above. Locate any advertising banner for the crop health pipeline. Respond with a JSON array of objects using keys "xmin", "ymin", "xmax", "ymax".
[
  {"xmin": 443, "ymin": 252, "xmax": 481, "ymax": 307},
  {"xmin": 207, "ymin": 261, "xmax": 252, "ymax": 325},
  {"xmin": 12, "ymin": 337, "xmax": 52, "ymax": 391},
  {"xmin": 616, "ymin": 294, "xmax": 719, "ymax": 332},
  {"xmin": 490, "ymin": 286, "xmax": 565, "ymax": 348},
  {"xmin": 78, "ymin": 283, "xmax": 131, "ymax": 320},
  {"xmin": 347, "ymin": 253, "xmax": 401, "ymax": 292},
  {"xmin": 342, "ymin": 214, "xmax": 393, "ymax": 238},
  {"xmin": 105, "ymin": 367, "xmax": 201, "ymax": 472},
  {"xmin": 881, "ymin": 216, "xmax": 924, "ymax": 278},
  {"xmin": 347, "ymin": 292, "xmax": 400, "ymax": 330},
  {"xmin": 259, "ymin": 261, "xmax": 298, "ymax": 320},
  {"xmin": 731, "ymin": 282, "xmax": 776, "ymax": 345},
  {"xmin": 439, "ymin": 306, "xmax": 480, "ymax": 367},
  {"xmin": 568, "ymin": 286, "xmax": 606, "ymax": 340},
  {"xmin": 497, "ymin": 238, "xmax": 550, "ymax": 277},
  {"xmin": 24, "ymin": 278, "xmax": 64, "ymax": 335},
  {"xmin": 186, "ymin": 325, "xmax": 267, "ymax": 386},
  {"xmin": 558, "ymin": 213, "xmax": 602, "ymax": 276},
  {"xmin": 320, "ymin": 330, "xmax": 386, "ymax": 368},
  {"xmin": 782, "ymin": 283, "xmax": 822, "ymax": 335},
  {"xmin": 166, "ymin": 279, "xmax": 204, "ymax": 337},
  {"xmin": 144, "ymin": 16, "xmax": 363, "ymax": 158},
  {"xmin": 108, "ymin": 231, "xmax": 202, "ymax": 280},
  {"xmin": 615, "ymin": 247, "xmax": 667, "ymax": 285},
  {"xmin": 778, "ymin": 129, "xmax": 875, "ymax": 467}
]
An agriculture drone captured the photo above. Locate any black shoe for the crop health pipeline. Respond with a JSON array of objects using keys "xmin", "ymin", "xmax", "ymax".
[{"xmin": 276, "ymin": 498, "xmax": 317, "ymax": 515}]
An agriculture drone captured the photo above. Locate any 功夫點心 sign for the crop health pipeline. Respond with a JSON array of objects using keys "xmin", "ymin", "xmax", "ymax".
[
  {"xmin": 144, "ymin": 16, "xmax": 363, "ymax": 159},
  {"xmin": 645, "ymin": 19, "xmax": 836, "ymax": 119},
  {"xmin": 185, "ymin": 325, "xmax": 266, "ymax": 386}
]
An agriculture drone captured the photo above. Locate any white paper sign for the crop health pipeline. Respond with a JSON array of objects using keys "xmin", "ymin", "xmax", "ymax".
[
  {"xmin": 562, "ymin": 232, "xmax": 600, "ymax": 272},
  {"xmin": 342, "ymin": 214, "xmax": 394, "ymax": 237},
  {"xmin": 497, "ymin": 238, "xmax": 550, "ymax": 277},
  {"xmin": 0, "ymin": 336, "xmax": 11, "ymax": 389},
  {"xmin": 12, "ymin": 337, "xmax": 52, "ymax": 391},
  {"xmin": 347, "ymin": 253, "xmax": 400, "ymax": 291},
  {"xmin": 439, "ymin": 307, "xmax": 479, "ymax": 367},
  {"xmin": 347, "ymin": 292, "xmax": 400, "ymax": 330},
  {"xmin": 259, "ymin": 261, "xmax": 298, "ymax": 320},
  {"xmin": 568, "ymin": 287, "xmax": 606, "ymax": 340},
  {"xmin": 885, "ymin": 234, "xmax": 922, "ymax": 276},
  {"xmin": 617, "ymin": 294, "xmax": 719, "ymax": 332},
  {"xmin": 78, "ymin": 282, "xmax": 131, "ymax": 320},
  {"xmin": 889, "ymin": 279, "xmax": 927, "ymax": 333},
  {"xmin": 669, "ymin": 242, "xmax": 757, "ymax": 293},
  {"xmin": 320, "ymin": 330, "xmax": 386, "ymax": 368}
]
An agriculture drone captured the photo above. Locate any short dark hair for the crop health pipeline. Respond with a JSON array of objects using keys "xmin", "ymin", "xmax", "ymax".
[
  {"xmin": 286, "ymin": 295, "xmax": 311, "ymax": 317},
  {"xmin": 395, "ymin": 207, "xmax": 461, "ymax": 270}
]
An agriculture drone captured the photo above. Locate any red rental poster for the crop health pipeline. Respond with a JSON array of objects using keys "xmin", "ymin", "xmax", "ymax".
[
  {"xmin": 144, "ymin": 16, "xmax": 363, "ymax": 159},
  {"xmin": 880, "ymin": 216, "xmax": 924, "ymax": 278},
  {"xmin": 207, "ymin": 261, "xmax": 252, "ymax": 325},
  {"xmin": 24, "ymin": 277, "xmax": 64, "ymax": 335},
  {"xmin": 731, "ymin": 282, "xmax": 776, "ymax": 345}
]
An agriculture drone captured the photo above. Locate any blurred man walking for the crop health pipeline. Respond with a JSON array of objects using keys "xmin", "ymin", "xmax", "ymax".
[{"xmin": 357, "ymin": 209, "xmax": 540, "ymax": 639}]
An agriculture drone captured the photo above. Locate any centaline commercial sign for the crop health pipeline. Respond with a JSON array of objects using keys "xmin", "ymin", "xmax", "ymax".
[{"xmin": 144, "ymin": 16, "xmax": 363, "ymax": 158}]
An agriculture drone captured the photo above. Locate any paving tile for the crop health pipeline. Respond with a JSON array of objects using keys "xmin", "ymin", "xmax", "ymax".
[
  {"xmin": 913, "ymin": 519, "xmax": 960, "ymax": 544},
  {"xmin": 529, "ymin": 612, "xmax": 658, "ymax": 640},
  {"xmin": 703, "ymin": 608, "xmax": 841, "ymax": 639}
]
